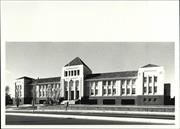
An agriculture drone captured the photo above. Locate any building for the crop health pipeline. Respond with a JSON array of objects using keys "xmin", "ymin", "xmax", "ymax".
[{"xmin": 14, "ymin": 57, "xmax": 172, "ymax": 105}]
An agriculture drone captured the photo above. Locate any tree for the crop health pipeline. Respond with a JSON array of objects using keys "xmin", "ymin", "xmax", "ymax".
[{"xmin": 5, "ymin": 85, "xmax": 12, "ymax": 105}]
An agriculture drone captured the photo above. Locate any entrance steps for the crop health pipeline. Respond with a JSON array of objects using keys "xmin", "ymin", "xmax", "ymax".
[{"xmin": 61, "ymin": 100, "xmax": 79, "ymax": 105}]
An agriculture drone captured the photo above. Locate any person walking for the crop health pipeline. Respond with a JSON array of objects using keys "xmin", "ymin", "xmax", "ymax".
[{"xmin": 16, "ymin": 98, "xmax": 20, "ymax": 108}]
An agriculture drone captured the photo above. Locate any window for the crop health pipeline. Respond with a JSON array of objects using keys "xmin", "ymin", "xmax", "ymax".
[
  {"xmin": 69, "ymin": 71, "xmax": 71, "ymax": 76},
  {"xmin": 132, "ymin": 79, "xmax": 136, "ymax": 85},
  {"xmin": 121, "ymin": 88, "xmax": 125, "ymax": 95},
  {"xmin": 154, "ymin": 76, "xmax": 157, "ymax": 83},
  {"xmin": 65, "ymin": 71, "xmax": 67, "ymax": 77},
  {"xmin": 127, "ymin": 88, "xmax": 130, "ymax": 94},
  {"xmin": 108, "ymin": 81, "xmax": 111, "ymax": 86},
  {"xmin": 143, "ymin": 87, "xmax": 147, "ymax": 93},
  {"xmin": 132, "ymin": 88, "xmax": 136, "ymax": 94},
  {"xmin": 154, "ymin": 98, "xmax": 157, "ymax": 102},
  {"xmin": 144, "ymin": 98, "xmax": 147, "ymax": 102},
  {"xmin": 149, "ymin": 77, "xmax": 152, "ymax": 83},
  {"xmin": 95, "ymin": 81, "xmax": 98, "ymax": 86},
  {"xmin": 144, "ymin": 77, "xmax": 147, "ymax": 83},
  {"xmin": 103, "ymin": 88, "xmax": 106, "ymax": 95},
  {"xmin": 121, "ymin": 80, "xmax": 125, "ymax": 86},
  {"xmin": 70, "ymin": 71, "xmax": 72, "ymax": 76},
  {"xmin": 112, "ymin": 81, "xmax": 116, "ymax": 86},
  {"xmin": 154, "ymin": 86, "xmax": 157, "ymax": 93},
  {"xmin": 148, "ymin": 98, "xmax": 151, "ymax": 101},
  {"xmin": 149, "ymin": 87, "xmax": 152, "ymax": 93},
  {"xmin": 127, "ymin": 80, "xmax": 130, "ymax": 85},
  {"xmin": 74, "ymin": 70, "xmax": 76, "ymax": 76},
  {"xmin": 103, "ymin": 81, "xmax": 106, "ymax": 86},
  {"xmin": 91, "ymin": 89, "xmax": 94, "ymax": 95},
  {"xmin": 113, "ymin": 88, "xmax": 116, "ymax": 95},
  {"xmin": 95, "ymin": 89, "xmax": 98, "ymax": 95},
  {"xmin": 77, "ymin": 70, "xmax": 80, "ymax": 75},
  {"xmin": 108, "ymin": 89, "xmax": 111, "ymax": 94}
]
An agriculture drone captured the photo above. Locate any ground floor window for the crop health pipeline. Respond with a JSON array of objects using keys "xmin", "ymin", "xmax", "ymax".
[
  {"xmin": 103, "ymin": 99, "xmax": 115, "ymax": 105},
  {"xmin": 121, "ymin": 99, "xmax": 135, "ymax": 105}
]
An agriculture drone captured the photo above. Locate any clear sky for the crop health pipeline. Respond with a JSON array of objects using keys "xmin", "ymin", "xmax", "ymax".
[{"xmin": 6, "ymin": 42, "xmax": 174, "ymax": 97}]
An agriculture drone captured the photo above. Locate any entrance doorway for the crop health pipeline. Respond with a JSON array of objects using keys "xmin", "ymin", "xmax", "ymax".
[
  {"xmin": 65, "ymin": 91, "xmax": 68, "ymax": 100},
  {"xmin": 71, "ymin": 91, "xmax": 74, "ymax": 100}
]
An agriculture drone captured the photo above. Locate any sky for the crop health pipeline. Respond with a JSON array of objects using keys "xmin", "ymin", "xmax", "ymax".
[
  {"xmin": 1, "ymin": 1, "xmax": 178, "ymax": 98},
  {"xmin": 6, "ymin": 42, "xmax": 175, "ymax": 97}
]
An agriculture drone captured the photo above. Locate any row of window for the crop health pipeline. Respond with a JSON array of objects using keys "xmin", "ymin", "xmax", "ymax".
[
  {"xmin": 64, "ymin": 80, "xmax": 79, "ymax": 90},
  {"xmin": 143, "ymin": 98, "xmax": 157, "ymax": 102},
  {"xmin": 144, "ymin": 76, "xmax": 157, "ymax": 83},
  {"xmin": 89, "ymin": 79, "xmax": 136, "ymax": 88},
  {"xmin": 143, "ymin": 86, "xmax": 157, "ymax": 94},
  {"xmin": 15, "ymin": 90, "xmax": 22, "ymax": 97},
  {"xmin": 38, "ymin": 84, "xmax": 60, "ymax": 89},
  {"xmin": 91, "ymin": 87, "xmax": 136, "ymax": 96},
  {"xmin": 15, "ymin": 85, "xmax": 22, "ymax": 89},
  {"xmin": 64, "ymin": 70, "xmax": 80, "ymax": 77}
]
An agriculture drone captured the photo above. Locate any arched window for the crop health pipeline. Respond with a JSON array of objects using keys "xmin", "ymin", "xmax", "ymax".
[
  {"xmin": 69, "ymin": 80, "xmax": 73, "ymax": 89},
  {"xmin": 75, "ymin": 80, "xmax": 79, "ymax": 90}
]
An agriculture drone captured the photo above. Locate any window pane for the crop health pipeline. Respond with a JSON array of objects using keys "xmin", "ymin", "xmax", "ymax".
[
  {"xmin": 149, "ymin": 87, "xmax": 152, "ymax": 93},
  {"xmin": 149, "ymin": 77, "xmax": 152, "ymax": 83},
  {"xmin": 154, "ymin": 76, "xmax": 157, "ymax": 82},
  {"xmin": 132, "ymin": 88, "xmax": 136, "ymax": 94},
  {"xmin": 103, "ymin": 81, "xmax": 106, "ymax": 86}
]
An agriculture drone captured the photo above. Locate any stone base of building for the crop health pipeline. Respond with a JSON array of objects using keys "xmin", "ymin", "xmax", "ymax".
[
  {"xmin": 13, "ymin": 97, "xmax": 33, "ymax": 105},
  {"xmin": 88, "ymin": 95, "xmax": 167, "ymax": 105}
]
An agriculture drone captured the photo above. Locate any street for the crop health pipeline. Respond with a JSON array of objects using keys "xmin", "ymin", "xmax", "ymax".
[
  {"xmin": 6, "ymin": 115, "xmax": 162, "ymax": 125},
  {"xmin": 5, "ymin": 111, "xmax": 174, "ymax": 125}
]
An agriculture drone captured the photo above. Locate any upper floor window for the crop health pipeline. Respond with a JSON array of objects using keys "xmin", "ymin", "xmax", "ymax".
[
  {"xmin": 65, "ymin": 71, "xmax": 68, "ymax": 77},
  {"xmin": 127, "ymin": 88, "xmax": 130, "ymax": 95},
  {"xmin": 113, "ymin": 88, "xmax": 116, "ymax": 95},
  {"xmin": 149, "ymin": 87, "xmax": 152, "ymax": 93},
  {"xmin": 149, "ymin": 77, "xmax": 152, "ymax": 83},
  {"xmin": 108, "ymin": 81, "xmax": 111, "ymax": 86},
  {"xmin": 127, "ymin": 80, "xmax": 130, "ymax": 85},
  {"xmin": 144, "ymin": 77, "xmax": 147, "ymax": 83},
  {"xmin": 91, "ymin": 89, "xmax": 94, "ymax": 95},
  {"xmin": 132, "ymin": 79, "xmax": 136, "ymax": 85},
  {"xmin": 154, "ymin": 86, "xmax": 157, "ymax": 93},
  {"xmin": 77, "ymin": 70, "xmax": 80, "ymax": 75},
  {"xmin": 143, "ymin": 87, "xmax": 147, "ymax": 93},
  {"xmin": 71, "ymin": 71, "xmax": 73, "ymax": 76},
  {"xmin": 132, "ymin": 88, "xmax": 136, "ymax": 94},
  {"xmin": 103, "ymin": 87, "xmax": 106, "ymax": 95},
  {"xmin": 95, "ymin": 81, "xmax": 98, "ymax": 86},
  {"xmin": 121, "ymin": 80, "xmax": 125, "ymax": 86},
  {"xmin": 103, "ymin": 81, "xmax": 106, "ymax": 86},
  {"xmin": 112, "ymin": 81, "xmax": 116, "ymax": 86},
  {"xmin": 74, "ymin": 70, "xmax": 76, "ymax": 76},
  {"xmin": 154, "ymin": 76, "xmax": 157, "ymax": 83},
  {"xmin": 95, "ymin": 89, "xmax": 98, "ymax": 95},
  {"xmin": 121, "ymin": 88, "xmax": 125, "ymax": 95},
  {"xmin": 107, "ymin": 86, "xmax": 111, "ymax": 94},
  {"xmin": 68, "ymin": 71, "xmax": 71, "ymax": 76}
]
